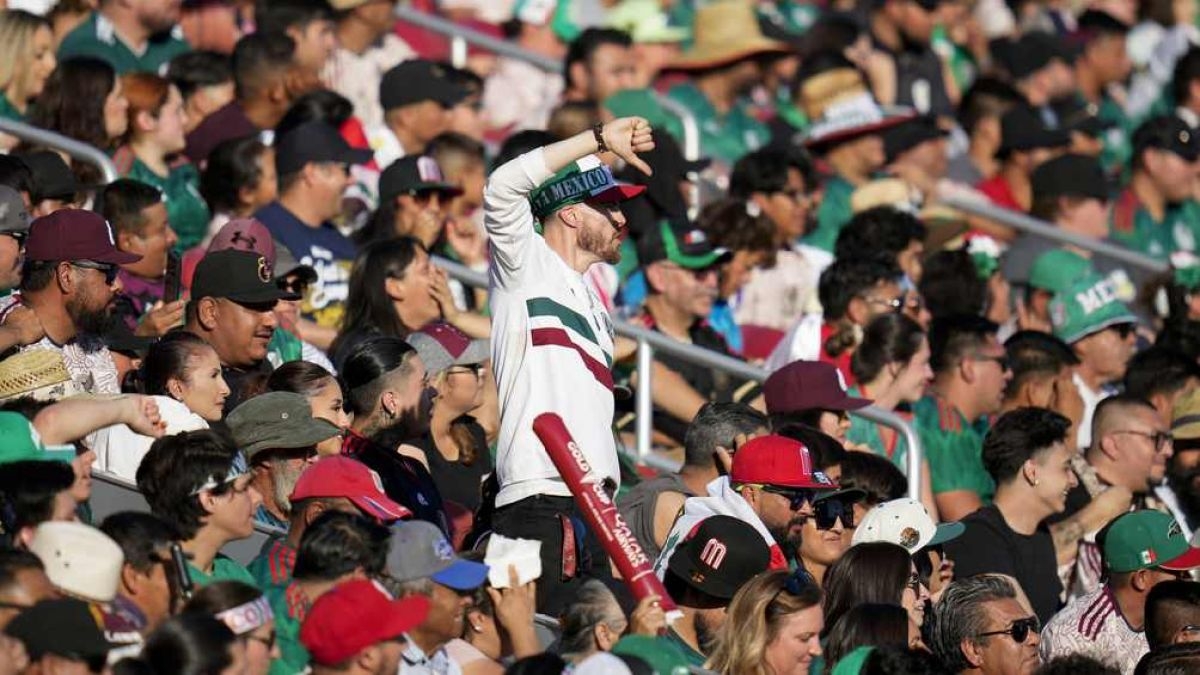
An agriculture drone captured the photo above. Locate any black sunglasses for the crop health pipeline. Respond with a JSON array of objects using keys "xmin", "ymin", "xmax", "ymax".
[
  {"xmin": 976, "ymin": 616, "xmax": 1040, "ymax": 644},
  {"xmin": 758, "ymin": 485, "xmax": 818, "ymax": 511},
  {"xmin": 1111, "ymin": 323, "xmax": 1136, "ymax": 339},
  {"xmin": 70, "ymin": 260, "xmax": 119, "ymax": 285},
  {"xmin": 914, "ymin": 544, "xmax": 945, "ymax": 582},
  {"xmin": 802, "ymin": 496, "xmax": 856, "ymax": 530}
]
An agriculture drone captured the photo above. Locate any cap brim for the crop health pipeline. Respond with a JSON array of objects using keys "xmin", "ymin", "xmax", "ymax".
[
  {"xmin": 277, "ymin": 264, "xmax": 318, "ymax": 285},
  {"xmin": 415, "ymin": 182, "xmax": 465, "ymax": 197},
  {"xmin": 814, "ymin": 487, "xmax": 867, "ymax": 503},
  {"xmin": 827, "ymin": 394, "xmax": 873, "ymax": 411},
  {"xmin": 286, "ymin": 419, "xmax": 343, "ymax": 449},
  {"xmin": 668, "ymin": 40, "xmax": 792, "ymax": 71},
  {"xmin": 93, "ymin": 249, "xmax": 143, "ymax": 265},
  {"xmin": 339, "ymin": 147, "xmax": 374, "ymax": 166},
  {"xmin": 381, "ymin": 595, "xmax": 432, "ymax": 639},
  {"xmin": 670, "ymin": 247, "xmax": 732, "ymax": 270},
  {"xmin": 431, "ymin": 558, "xmax": 489, "ymax": 591},
  {"xmin": 434, "ymin": 84, "xmax": 472, "ymax": 108},
  {"xmin": 1161, "ymin": 545, "xmax": 1200, "ymax": 571},
  {"xmin": 667, "ymin": 555, "xmax": 738, "ymax": 600},
  {"xmin": 226, "ymin": 286, "xmax": 301, "ymax": 304},
  {"xmin": 40, "ymin": 445, "xmax": 77, "ymax": 464},
  {"xmin": 1065, "ymin": 315, "xmax": 1138, "ymax": 344},
  {"xmin": 454, "ymin": 339, "xmax": 490, "ymax": 367},
  {"xmin": 928, "ymin": 521, "xmax": 965, "ymax": 546},
  {"xmin": 589, "ymin": 183, "xmax": 647, "ymax": 204},
  {"xmin": 806, "ymin": 112, "xmax": 917, "ymax": 152},
  {"xmin": 350, "ymin": 492, "xmax": 412, "ymax": 522}
]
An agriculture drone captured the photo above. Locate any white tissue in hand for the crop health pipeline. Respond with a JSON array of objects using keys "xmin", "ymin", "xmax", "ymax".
[{"xmin": 484, "ymin": 534, "xmax": 542, "ymax": 588}]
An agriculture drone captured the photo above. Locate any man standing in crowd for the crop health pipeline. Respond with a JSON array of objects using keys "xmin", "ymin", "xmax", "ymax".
[
  {"xmin": 1042, "ymin": 510, "xmax": 1200, "ymax": 672},
  {"xmin": 58, "ymin": 0, "xmax": 189, "ymax": 74},
  {"xmin": 256, "ymin": 121, "xmax": 370, "ymax": 332},
  {"xmin": 1071, "ymin": 10, "xmax": 1134, "ymax": 176},
  {"xmin": 483, "ymin": 116, "xmax": 651, "ymax": 615},
  {"xmin": 98, "ymin": 511, "xmax": 179, "ymax": 635},
  {"xmin": 976, "ymin": 104, "xmax": 1071, "ymax": 216},
  {"xmin": 0, "ymin": 209, "xmax": 140, "ymax": 395}
]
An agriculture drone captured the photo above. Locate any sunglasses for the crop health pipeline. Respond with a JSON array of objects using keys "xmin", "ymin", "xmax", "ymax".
[
  {"xmin": 248, "ymin": 630, "xmax": 277, "ymax": 650},
  {"xmin": 975, "ymin": 616, "xmax": 1040, "ymax": 644},
  {"xmin": 1114, "ymin": 429, "xmax": 1174, "ymax": 452},
  {"xmin": 971, "ymin": 354, "xmax": 1010, "ymax": 371},
  {"xmin": 914, "ymin": 545, "xmax": 945, "ymax": 581},
  {"xmin": 70, "ymin": 260, "xmax": 119, "ymax": 285},
  {"xmin": 803, "ymin": 496, "xmax": 856, "ymax": 530},
  {"xmin": 1110, "ymin": 323, "xmax": 1136, "ymax": 339},
  {"xmin": 277, "ymin": 278, "xmax": 309, "ymax": 296},
  {"xmin": 757, "ymin": 485, "xmax": 818, "ymax": 511}
]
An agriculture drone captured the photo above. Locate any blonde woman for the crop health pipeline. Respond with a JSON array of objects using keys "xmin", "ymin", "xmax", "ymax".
[
  {"xmin": 707, "ymin": 569, "xmax": 825, "ymax": 675},
  {"xmin": 0, "ymin": 10, "xmax": 56, "ymax": 149}
]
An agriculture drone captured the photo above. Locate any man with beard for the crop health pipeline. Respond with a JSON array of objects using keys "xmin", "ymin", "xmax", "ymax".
[
  {"xmin": 867, "ymin": 0, "xmax": 955, "ymax": 118},
  {"xmin": 484, "ymin": 116, "xmax": 652, "ymax": 615},
  {"xmin": 1167, "ymin": 389, "xmax": 1200, "ymax": 535},
  {"xmin": 225, "ymin": 391, "xmax": 342, "ymax": 529},
  {"xmin": 58, "ymin": 0, "xmax": 190, "ymax": 75},
  {"xmin": 184, "ymin": 249, "xmax": 299, "ymax": 413},
  {"xmin": 0, "ymin": 209, "xmax": 141, "ymax": 394}
]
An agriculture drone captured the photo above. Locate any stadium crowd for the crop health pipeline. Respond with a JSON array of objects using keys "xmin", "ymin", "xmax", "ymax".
[{"xmin": 6, "ymin": 0, "xmax": 1200, "ymax": 674}]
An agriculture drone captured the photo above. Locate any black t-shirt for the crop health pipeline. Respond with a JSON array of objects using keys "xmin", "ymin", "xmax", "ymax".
[
  {"xmin": 221, "ymin": 361, "xmax": 273, "ymax": 417},
  {"xmin": 943, "ymin": 504, "xmax": 1063, "ymax": 624},
  {"xmin": 410, "ymin": 418, "xmax": 493, "ymax": 513},
  {"xmin": 344, "ymin": 430, "xmax": 449, "ymax": 535}
]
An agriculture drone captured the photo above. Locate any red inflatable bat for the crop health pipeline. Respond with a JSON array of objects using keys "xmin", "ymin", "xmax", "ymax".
[{"xmin": 532, "ymin": 413, "xmax": 680, "ymax": 622}]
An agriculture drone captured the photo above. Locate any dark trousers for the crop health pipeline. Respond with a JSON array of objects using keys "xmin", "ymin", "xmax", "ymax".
[{"xmin": 492, "ymin": 494, "xmax": 618, "ymax": 617}]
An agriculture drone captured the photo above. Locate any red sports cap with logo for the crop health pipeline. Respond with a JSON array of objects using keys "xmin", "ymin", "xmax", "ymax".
[
  {"xmin": 300, "ymin": 579, "xmax": 430, "ymax": 665},
  {"xmin": 290, "ymin": 456, "xmax": 411, "ymax": 522},
  {"xmin": 730, "ymin": 435, "xmax": 838, "ymax": 490}
]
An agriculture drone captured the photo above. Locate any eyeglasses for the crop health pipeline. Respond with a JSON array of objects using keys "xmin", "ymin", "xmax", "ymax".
[
  {"xmin": 2, "ymin": 231, "xmax": 25, "ymax": 245},
  {"xmin": 975, "ymin": 616, "xmax": 1040, "ymax": 644},
  {"xmin": 970, "ymin": 354, "xmax": 1010, "ymax": 371},
  {"xmin": 277, "ymin": 277, "xmax": 309, "ymax": 296},
  {"xmin": 803, "ymin": 496, "xmax": 857, "ymax": 530},
  {"xmin": 70, "ymin": 260, "xmax": 119, "ymax": 285},
  {"xmin": 447, "ymin": 363, "xmax": 485, "ymax": 378},
  {"xmin": 862, "ymin": 295, "xmax": 904, "ymax": 312},
  {"xmin": 907, "ymin": 571, "xmax": 922, "ymax": 594},
  {"xmin": 661, "ymin": 262, "xmax": 719, "ymax": 281},
  {"xmin": 248, "ymin": 630, "xmax": 277, "ymax": 650},
  {"xmin": 754, "ymin": 485, "xmax": 818, "ymax": 511},
  {"xmin": 1114, "ymin": 429, "xmax": 1175, "ymax": 451}
]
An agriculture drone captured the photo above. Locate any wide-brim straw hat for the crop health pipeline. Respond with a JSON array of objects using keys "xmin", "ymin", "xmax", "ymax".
[
  {"xmin": 0, "ymin": 348, "xmax": 77, "ymax": 401},
  {"xmin": 667, "ymin": 1, "xmax": 791, "ymax": 70},
  {"xmin": 850, "ymin": 178, "xmax": 968, "ymax": 252},
  {"xmin": 803, "ymin": 92, "xmax": 916, "ymax": 152}
]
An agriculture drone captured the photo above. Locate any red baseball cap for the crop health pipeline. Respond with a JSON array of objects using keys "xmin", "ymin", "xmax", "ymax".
[
  {"xmin": 730, "ymin": 435, "xmax": 839, "ymax": 490},
  {"xmin": 300, "ymin": 579, "xmax": 430, "ymax": 665},
  {"xmin": 24, "ymin": 209, "xmax": 141, "ymax": 265},
  {"xmin": 764, "ymin": 361, "xmax": 871, "ymax": 415},
  {"xmin": 290, "ymin": 456, "xmax": 411, "ymax": 522}
]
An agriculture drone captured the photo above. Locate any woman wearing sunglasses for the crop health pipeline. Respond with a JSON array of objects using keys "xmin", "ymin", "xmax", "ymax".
[
  {"xmin": 706, "ymin": 568, "xmax": 824, "ymax": 675},
  {"xmin": 824, "ymin": 542, "xmax": 931, "ymax": 642},
  {"xmin": 186, "ymin": 580, "xmax": 279, "ymax": 675},
  {"xmin": 795, "ymin": 487, "xmax": 865, "ymax": 588}
]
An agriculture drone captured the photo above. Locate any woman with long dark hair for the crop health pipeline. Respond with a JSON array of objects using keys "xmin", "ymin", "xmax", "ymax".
[
  {"xmin": 114, "ymin": 612, "xmax": 247, "ymax": 675},
  {"xmin": 822, "ymin": 603, "xmax": 916, "ymax": 672},
  {"xmin": 27, "ymin": 56, "xmax": 128, "ymax": 185},
  {"xmin": 823, "ymin": 542, "xmax": 930, "ymax": 639},
  {"xmin": 267, "ymin": 360, "xmax": 350, "ymax": 457}
]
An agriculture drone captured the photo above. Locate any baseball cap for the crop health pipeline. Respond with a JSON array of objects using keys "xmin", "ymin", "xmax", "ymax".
[
  {"xmin": 300, "ymin": 579, "xmax": 431, "ymax": 666},
  {"xmin": 226, "ymin": 391, "xmax": 342, "ymax": 459},
  {"xmin": 1172, "ymin": 388, "xmax": 1200, "ymax": 442},
  {"xmin": 273, "ymin": 121, "xmax": 373, "ymax": 176},
  {"xmin": 831, "ymin": 646, "xmax": 875, "ymax": 675},
  {"xmin": 406, "ymin": 322, "xmax": 489, "ymax": 378},
  {"xmin": 666, "ymin": 515, "xmax": 770, "ymax": 600},
  {"xmin": 191, "ymin": 250, "xmax": 300, "ymax": 304},
  {"xmin": 290, "ymin": 456, "xmax": 411, "ymax": 522},
  {"xmin": 379, "ymin": 60, "xmax": 470, "ymax": 111},
  {"xmin": 851, "ymin": 497, "xmax": 964, "ymax": 553},
  {"xmin": 1049, "ymin": 273, "xmax": 1138, "ymax": 344},
  {"xmin": 606, "ymin": 0, "xmax": 689, "ymax": 44},
  {"xmin": 1134, "ymin": 116, "xmax": 1200, "ymax": 163},
  {"xmin": 1031, "ymin": 153, "xmax": 1110, "ymax": 203},
  {"xmin": 207, "ymin": 218, "xmax": 317, "ymax": 286},
  {"xmin": 0, "ymin": 411, "xmax": 75, "ymax": 465},
  {"xmin": 24, "ymin": 209, "xmax": 141, "ymax": 265},
  {"xmin": 730, "ymin": 435, "xmax": 839, "ymax": 490},
  {"xmin": 998, "ymin": 104, "xmax": 1071, "ymax": 157},
  {"xmin": 378, "ymin": 156, "xmax": 463, "ymax": 205},
  {"xmin": 1051, "ymin": 96, "xmax": 1112, "ymax": 138},
  {"xmin": 612, "ymin": 635, "xmax": 693, "ymax": 675},
  {"xmin": 15, "ymin": 150, "xmax": 80, "ymax": 202},
  {"xmin": 1028, "ymin": 249, "xmax": 1095, "ymax": 294},
  {"xmin": 30, "ymin": 522, "xmax": 125, "ymax": 602},
  {"xmin": 0, "ymin": 186, "xmax": 30, "ymax": 235},
  {"xmin": 387, "ymin": 520, "xmax": 489, "ymax": 590},
  {"xmin": 1103, "ymin": 510, "xmax": 1200, "ymax": 573},
  {"xmin": 881, "ymin": 115, "xmax": 947, "ymax": 163},
  {"xmin": 528, "ymin": 154, "xmax": 646, "ymax": 220},
  {"xmin": 764, "ymin": 360, "xmax": 872, "ymax": 415},
  {"xmin": 637, "ymin": 220, "xmax": 731, "ymax": 270},
  {"xmin": 1001, "ymin": 32, "xmax": 1075, "ymax": 80},
  {"xmin": 4, "ymin": 598, "xmax": 117, "ymax": 662}
]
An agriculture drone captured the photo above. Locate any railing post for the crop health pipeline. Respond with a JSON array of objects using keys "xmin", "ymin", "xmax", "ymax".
[
  {"xmin": 635, "ymin": 337, "xmax": 654, "ymax": 461},
  {"xmin": 655, "ymin": 95, "xmax": 703, "ymax": 220},
  {"xmin": 849, "ymin": 407, "xmax": 923, "ymax": 501},
  {"xmin": 0, "ymin": 117, "xmax": 119, "ymax": 184}
]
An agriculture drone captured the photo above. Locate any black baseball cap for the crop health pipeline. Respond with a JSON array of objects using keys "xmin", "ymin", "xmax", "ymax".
[
  {"xmin": 1051, "ymin": 96, "xmax": 1113, "ymax": 138},
  {"xmin": 191, "ymin": 249, "xmax": 301, "ymax": 304},
  {"xmin": 379, "ymin": 156, "xmax": 463, "ymax": 205},
  {"xmin": 637, "ymin": 220, "xmax": 731, "ymax": 270},
  {"xmin": 15, "ymin": 150, "xmax": 79, "ymax": 202},
  {"xmin": 882, "ymin": 115, "xmax": 947, "ymax": 163},
  {"xmin": 379, "ymin": 60, "xmax": 470, "ymax": 111},
  {"xmin": 1002, "ymin": 32, "xmax": 1077, "ymax": 80},
  {"xmin": 1134, "ymin": 115, "xmax": 1200, "ymax": 162},
  {"xmin": 273, "ymin": 121, "xmax": 373, "ymax": 176},
  {"xmin": 998, "ymin": 104, "xmax": 1071, "ymax": 157},
  {"xmin": 1031, "ymin": 154, "xmax": 1110, "ymax": 202},
  {"xmin": 4, "ymin": 598, "xmax": 116, "ymax": 662},
  {"xmin": 1076, "ymin": 9, "xmax": 1131, "ymax": 38},
  {"xmin": 667, "ymin": 515, "xmax": 770, "ymax": 600}
]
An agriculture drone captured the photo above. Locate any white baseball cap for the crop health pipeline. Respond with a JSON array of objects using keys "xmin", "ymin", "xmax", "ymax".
[
  {"xmin": 851, "ymin": 498, "xmax": 964, "ymax": 553},
  {"xmin": 30, "ymin": 522, "xmax": 125, "ymax": 602}
]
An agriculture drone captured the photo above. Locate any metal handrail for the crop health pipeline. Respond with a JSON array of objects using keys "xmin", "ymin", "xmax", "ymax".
[
  {"xmin": 0, "ymin": 117, "xmax": 119, "ymax": 184},
  {"xmin": 434, "ymin": 257, "xmax": 925, "ymax": 499},
  {"xmin": 943, "ymin": 196, "xmax": 1169, "ymax": 274}
]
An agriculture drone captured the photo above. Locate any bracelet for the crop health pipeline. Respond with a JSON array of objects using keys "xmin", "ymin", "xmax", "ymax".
[{"xmin": 593, "ymin": 123, "xmax": 608, "ymax": 153}]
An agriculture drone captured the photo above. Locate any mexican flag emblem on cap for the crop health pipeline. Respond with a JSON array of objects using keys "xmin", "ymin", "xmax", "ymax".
[{"xmin": 1140, "ymin": 549, "xmax": 1157, "ymax": 565}]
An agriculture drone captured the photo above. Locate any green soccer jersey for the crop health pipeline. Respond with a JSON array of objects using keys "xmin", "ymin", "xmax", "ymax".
[
  {"xmin": 58, "ymin": 12, "xmax": 190, "ymax": 75},
  {"xmin": 187, "ymin": 555, "xmax": 260, "ymax": 589},
  {"xmin": 266, "ymin": 582, "xmax": 310, "ymax": 675},
  {"xmin": 1096, "ymin": 95, "xmax": 1133, "ymax": 182},
  {"xmin": 0, "ymin": 94, "xmax": 24, "ymax": 122},
  {"xmin": 124, "ymin": 157, "xmax": 210, "ymax": 251},
  {"xmin": 1109, "ymin": 187, "xmax": 1200, "ymax": 259},
  {"xmin": 804, "ymin": 175, "xmax": 855, "ymax": 253},
  {"xmin": 666, "ymin": 82, "xmax": 772, "ymax": 166},
  {"xmin": 846, "ymin": 387, "xmax": 911, "ymax": 472},
  {"xmin": 913, "ymin": 394, "xmax": 995, "ymax": 502}
]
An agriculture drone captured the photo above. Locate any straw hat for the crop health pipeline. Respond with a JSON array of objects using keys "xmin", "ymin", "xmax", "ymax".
[
  {"xmin": 850, "ymin": 178, "xmax": 968, "ymax": 251},
  {"xmin": 803, "ymin": 92, "xmax": 916, "ymax": 152},
  {"xmin": 797, "ymin": 67, "xmax": 868, "ymax": 120},
  {"xmin": 0, "ymin": 349, "xmax": 79, "ymax": 401},
  {"xmin": 668, "ymin": 1, "xmax": 790, "ymax": 71}
]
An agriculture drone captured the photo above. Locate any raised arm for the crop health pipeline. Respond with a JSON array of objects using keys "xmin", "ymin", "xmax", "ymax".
[{"xmin": 34, "ymin": 395, "xmax": 166, "ymax": 446}]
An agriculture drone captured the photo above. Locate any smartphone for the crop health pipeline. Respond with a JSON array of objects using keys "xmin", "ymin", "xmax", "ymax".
[
  {"xmin": 163, "ymin": 250, "xmax": 182, "ymax": 302},
  {"xmin": 170, "ymin": 542, "xmax": 194, "ymax": 602}
]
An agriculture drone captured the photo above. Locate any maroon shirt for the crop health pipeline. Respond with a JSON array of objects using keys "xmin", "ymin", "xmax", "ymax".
[{"xmin": 184, "ymin": 101, "xmax": 260, "ymax": 165}]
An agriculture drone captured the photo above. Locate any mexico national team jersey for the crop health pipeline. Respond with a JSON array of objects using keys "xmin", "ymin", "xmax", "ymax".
[{"xmin": 1041, "ymin": 586, "xmax": 1148, "ymax": 674}]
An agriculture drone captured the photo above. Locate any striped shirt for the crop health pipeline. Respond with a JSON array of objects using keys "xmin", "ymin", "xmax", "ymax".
[
  {"xmin": 1040, "ymin": 586, "xmax": 1148, "ymax": 674},
  {"xmin": 484, "ymin": 149, "xmax": 619, "ymax": 508}
]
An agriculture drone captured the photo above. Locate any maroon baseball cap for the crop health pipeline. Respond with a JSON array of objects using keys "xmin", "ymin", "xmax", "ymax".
[
  {"xmin": 300, "ymin": 579, "xmax": 430, "ymax": 665},
  {"xmin": 24, "ymin": 209, "xmax": 141, "ymax": 265},
  {"xmin": 405, "ymin": 322, "xmax": 489, "ymax": 377},
  {"xmin": 290, "ymin": 456, "xmax": 411, "ymax": 522},
  {"xmin": 730, "ymin": 435, "xmax": 839, "ymax": 490},
  {"xmin": 764, "ymin": 361, "xmax": 872, "ymax": 415}
]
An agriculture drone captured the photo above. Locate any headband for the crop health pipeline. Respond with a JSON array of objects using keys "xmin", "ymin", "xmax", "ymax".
[{"xmin": 215, "ymin": 595, "xmax": 274, "ymax": 635}]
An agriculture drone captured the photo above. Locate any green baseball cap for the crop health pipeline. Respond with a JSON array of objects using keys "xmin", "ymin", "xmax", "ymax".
[
  {"xmin": 1049, "ymin": 272, "xmax": 1138, "ymax": 344},
  {"xmin": 1103, "ymin": 510, "xmax": 1200, "ymax": 573},
  {"xmin": 637, "ymin": 220, "xmax": 731, "ymax": 270},
  {"xmin": 226, "ymin": 392, "xmax": 341, "ymax": 460},
  {"xmin": 606, "ymin": 0, "xmax": 690, "ymax": 44},
  {"xmin": 611, "ymin": 635, "xmax": 692, "ymax": 675},
  {"xmin": 528, "ymin": 156, "xmax": 645, "ymax": 221},
  {"xmin": 831, "ymin": 646, "xmax": 875, "ymax": 675},
  {"xmin": 1028, "ymin": 249, "xmax": 1094, "ymax": 293},
  {"xmin": 0, "ymin": 411, "xmax": 75, "ymax": 465}
]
